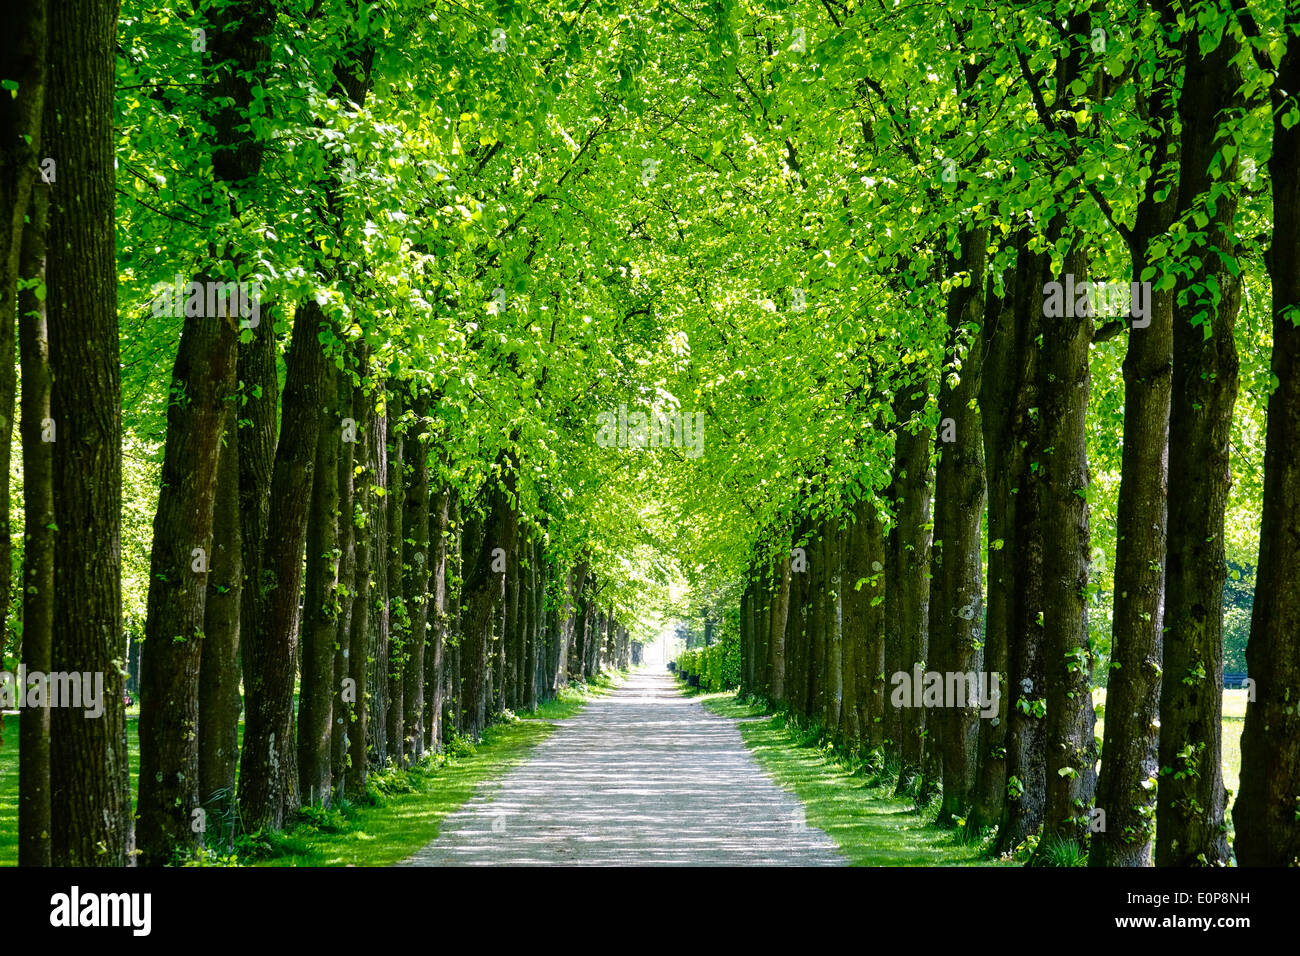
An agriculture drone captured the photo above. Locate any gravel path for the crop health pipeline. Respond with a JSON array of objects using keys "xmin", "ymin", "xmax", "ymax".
[{"xmin": 401, "ymin": 670, "xmax": 845, "ymax": 866}]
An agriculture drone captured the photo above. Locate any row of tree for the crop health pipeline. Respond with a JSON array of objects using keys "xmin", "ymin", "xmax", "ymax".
[
  {"xmin": 1, "ymin": 0, "xmax": 643, "ymax": 867},
  {"xmin": 732, "ymin": 1, "xmax": 1299, "ymax": 867}
]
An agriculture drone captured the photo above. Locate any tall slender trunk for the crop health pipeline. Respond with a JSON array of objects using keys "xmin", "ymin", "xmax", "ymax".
[
  {"xmin": 346, "ymin": 363, "xmax": 374, "ymax": 799},
  {"xmin": 0, "ymin": 0, "xmax": 47, "ymax": 676},
  {"xmin": 1091, "ymin": 10, "xmax": 1178, "ymax": 864},
  {"xmin": 997, "ymin": 234, "xmax": 1048, "ymax": 854},
  {"xmin": 461, "ymin": 489, "xmax": 508, "ymax": 739},
  {"xmin": 823, "ymin": 520, "xmax": 843, "ymax": 733},
  {"xmin": 841, "ymin": 510, "xmax": 867, "ymax": 745},
  {"xmin": 366, "ymin": 395, "xmax": 389, "ymax": 763},
  {"xmin": 767, "ymin": 546, "xmax": 791, "ymax": 705},
  {"xmin": 238, "ymin": 300, "xmax": 331, "ymax": 831},
  {"xmin": 402, "ymin": 390, "xmax": 431, "ymax": 760},
  {"xmin": 930, "ymin": 226, "xmax": 987, "ymax": 825},
  {"xmin": 971, "ymin": 279, "xmax": 1012, "ymax": 835},
  {"xmin": 1157, "ymin": 22, "xmax": 1244, "ymax": 868},
  {"xmin": 1033, "ymin": 234, "xmax": 1098, "ymax": 859},
  {"xmin": 862, "ymin": 502, "xmax": 886, "ymax": 751},
  {"xmin": 384, "ymin": 392, "xmax": 405, "ymax": 764},
  {"xmin": 888, "ymin": 383, "xmax": 932, "ymax": 792},
  {"xmin": 522, "ymin": 538, "xmax": 540, "ymax": 710},
  {"xmin": 787, "ymin": 518, "xmax": 811, "ymax": 719},
  {"xmin": 198, "ymin": 398, "xmax": 243, "ymax": 849},
  {"xmin": 332, "ymin": 369, "xmax": 356, "ymax": 792},
  {"xmin": 17, "ymin": 182, "xmax": 52, "ymax": 866},
  {"xmin": 46, "ymin": 0, "xmax": 130, "ymax": 865},
  {"xmin": 1235, "ymin": 9, "xmax": 1300, "ymax": 867},
  {"xmin": 298, "ymin": 356, "xmax": 340, "ymax": 806},
  {"xmin": 425, "ymin": 485, "xmax": 451, "ymax": 752},
  {"xmin": 808, "ymin": 524, "xmax": 827, "ymax": 723}
]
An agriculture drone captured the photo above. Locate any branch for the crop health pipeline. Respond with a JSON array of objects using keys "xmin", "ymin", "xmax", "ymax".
[{"xmin": 1014, "ymin": 45, "xmax": 1135, "ymax": 247}]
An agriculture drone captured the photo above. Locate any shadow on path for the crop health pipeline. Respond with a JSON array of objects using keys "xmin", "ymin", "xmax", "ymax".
[{"xmin": 400, "ymin": 670, "xmax": 845, "ymax": 866}]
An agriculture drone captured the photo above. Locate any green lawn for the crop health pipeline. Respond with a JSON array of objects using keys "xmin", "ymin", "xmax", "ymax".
[
  {"xmin": 0, "ymin": 671, "xmax": 624, "ymax": 867},
  {"xmin": 702, "ymin": 692, "xmax": 1010, "ymax": 866},
  {"xmin": 1093, "ymin": 688, "xmax": 1248, "ymax": 800}
]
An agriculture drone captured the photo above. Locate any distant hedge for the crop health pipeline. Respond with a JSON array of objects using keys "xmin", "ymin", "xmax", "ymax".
[{"xmin": 673, "ymin": 631, "xmax": 740, "ymax": 692}]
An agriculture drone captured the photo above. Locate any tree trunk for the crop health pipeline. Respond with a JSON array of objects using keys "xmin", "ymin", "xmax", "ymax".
[
  {"xmin": 996, "ymin": 234, "xmax": 1048, "ymax": 854},
  {"xmin": 787, "ymin": 518, "xmax": 811, "ymax": 719},
  {"xmin": 425, "ymin": 484, "xmax": 451, "ymax": 751},
  {"xmin": 366, "ymin": 394, "xmax": 389, "ymax": 764},
  {"xmin": 1235, "ymin": 9, "xmax": 1300, "ymax": 867},
  {"xmin": 929, "ymin": 225, "xmax": 987, "ymax": 825},
  {"xmin": 841, "ymin": 511, "xmax": 866, "ymax": 745},
  {"xmin": 970, "ymin": 280, "xmax": 1012, "ymax": 835},
  {"xmin": 46, "ymin": 0, "xmax": 131, "ymax": 865},
  {"xmin": 1156, "ymin": 24, "xmax": 1243, "ymax": 868},
  {"xmin": 461, "ymin": 489, "xmax": 508, "ymax": 739},
  {"xmin": 345, "ymin": 362, "xmax": 374, "ymax": 800},
  {"xmin": 888, "ymin": 383, "xmax": 932, "ymax": 793},
  {"xmin": 298, "ymin": 356, "xmax": 340, "ymax": 807},
  {"xmin": 385, "ymin": 393, "xmax": 406, "ymax": 765},
  {"xmin": 332, "ymin": 369, "xmax": 356, "ymax": 793},
  {"xmin": 823, "ymin": 520, "xmax": 843, "ymax": 734},
  {"xmin": 238, "ymin": 300, "xmax": 331, "ymax": 831},
  {"xmin": 198, "ymin": 398, "xmax": 243, "ymax": 849},
  {"xmin": 1091, "ymin": 15, "xmax": 1178, "ymax": 865},
  {"xmin": 0, "ymin": 0, "xmax": 47, "ymax": 677},
  {"xmin": 402, "ymin": 390, "xmax": 431, "ymax": 760},
  {"xmin": 862, "ymin": 502, "xmax": 887, "ymax": 751},
  {"xmin": 808, "ymin": 524, "xmax": 827, "ymax": 724},
  {"xmin": 767, "ymin": 545, "xmax": 791, "ymax": 706},
  {"xmin": 1032, "ymin": 235, "xmax": 1098, "ymax": 860},
  {"xmin": 17, "ymin": 182, "xmax": 52, "ymax": 866}
]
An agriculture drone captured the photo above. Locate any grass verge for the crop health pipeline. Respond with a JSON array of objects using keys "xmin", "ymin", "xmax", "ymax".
[
  {"xmin": 699, "ymin": 690, "xmax": 1010, "ymax": 867},
  {"xmin": 0, "ymin": 670, "xmax": 625, "ymax": 867}
]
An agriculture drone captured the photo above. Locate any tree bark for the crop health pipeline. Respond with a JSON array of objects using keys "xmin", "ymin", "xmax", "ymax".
[
  {"xmin": 385, "ymin": 391, "xmax": 406, "ymax": 764},
  {"xmin": 424, "ymin": 484, "xmax": 451, "ymax": 751},
  {"xmin": 346, "ymin": 362, "xmax": 374, "ymax": 800},
  {"xmin": 1032, "ymin": 233, "xmax": 1098, "ymax": 860},
  {"xmin": 929, "ymin": 225, "xmax": 987, "ymax": 825},
  {"xmin": 46, "ymin": 0, "xmax": 131, "ymax": 865},
  {"xmin": 332, "ymin": 368, "xmax": 356, "ymax": 793},
  {"xmin": 1235, "ymin": 7, "xmax": 1300, "ymax": 867},
  {"xmin": 969, "ymin": 280, "xmax": 1013, "ymax": 836},
  {"xmin": 17, "ymin": 182, "xmax": 51, "ymax": 866},
  {"xmin": 238, "ymin": 300, "xmax": 331, "ymax": 831},
  {"xmin": 996, "ymin": 233, "xmax": 1049, "ymax": 854},
  {"xmin": 823, "ymin": 520, "xmax": 843, "ymax": 733},
  {"xmin": 298, "ymin": 355, "xmax": 340, "ymax": 806},
  {"xmin": 366, "ymin": 394, "xmax": 389, "ymax": 764},
  {"xmin": 1091, "ymin": 10, "xmax": 1178, "ymax": 865},
  {"xmin": 198, "ymin": 397, "xmax": 243, "ymax": 849},
  {"xmin": 0, "ymin": 0, "xmax": 47, "ymax": 675},
  {"xmin": 767, "ymin": 545, "xmax": 791, "ymax": 706},
  {"xmin": 887, "ymin": 383, "xmax": 932, "ymax": 793},
  {"xmin": 1156, "ymin": 23, "xmax": 1243, "ymax": 868},
  {"xmin": 401, "ymin": 390, "xmax": 431, "ymax": 759}
]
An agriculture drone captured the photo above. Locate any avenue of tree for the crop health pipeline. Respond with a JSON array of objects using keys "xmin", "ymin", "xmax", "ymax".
[{"xmin": 0, "ymin": 0, "xmax": 1297, "ymax": 868}]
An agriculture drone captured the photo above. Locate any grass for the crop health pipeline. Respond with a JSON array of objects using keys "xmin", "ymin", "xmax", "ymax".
[
  {"xmin": 700, "ymin": 691, "xmax": 1010, "ymax": 866},
  {"xmin": 0, "ymin": 712, "xmax": 143, "ymax": 866},
  {"xmin": 0, "ymin": 670, "xmax": 625, "ymax": 867},
  {"xmin": 1093, "ymin": 688, "xmax": 1248, "ymax": 801},
  {"xmin": 691, "ymin": 686, "xmax": 1253, "ymax": 867}
]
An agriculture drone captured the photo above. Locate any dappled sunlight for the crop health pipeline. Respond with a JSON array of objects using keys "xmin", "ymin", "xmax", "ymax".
[{"xmin": 403, "ymin": 671, "xmax": 844, "ymax": 866}]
